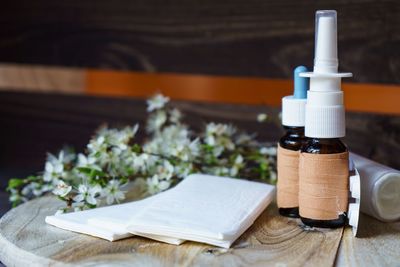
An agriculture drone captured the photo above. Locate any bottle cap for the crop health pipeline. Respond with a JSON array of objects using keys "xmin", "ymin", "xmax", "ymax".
[
  {"xmin": 281, "ymin": 66, "xmax": 309, "ymax": 127},
  {"xmin": 300, "ymin": 10, "xmax": 352, "ymax": 138}
]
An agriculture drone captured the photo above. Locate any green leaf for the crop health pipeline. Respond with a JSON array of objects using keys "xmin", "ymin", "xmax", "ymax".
[
  {"xmin": 77, "ymin": 167, "xmax": 92, "ymax": 174},
  {"xmin": 12, "ymin": 200, "xmax": 22, "ymax": 208},
  {"xmin": 132, "ymin": 144, "xmax": 142, "ymax": 153},
  {"xmin": 77, "ymin": 167, "xmax": 105, "ymax": 178},
  {"xmin": 26, "ymin": 175, "xmax": 40, "ymax": 182},
  {"xmin": 7, "ymin": 178, "xmax": 25, "ymax": 190},
  {"xmin": 119, "ymin": 176, "xmax": 128, "ymax": 184}
]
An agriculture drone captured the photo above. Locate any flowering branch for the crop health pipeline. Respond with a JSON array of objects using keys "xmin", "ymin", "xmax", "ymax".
[{"xmin": 7, "ymin": 94, "xmax": 277, "ymax": 213}]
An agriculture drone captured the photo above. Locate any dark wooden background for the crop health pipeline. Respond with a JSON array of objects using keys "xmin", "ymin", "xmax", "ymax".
[
  {"xmin": 1, "ymin": 0, "xmax": 400, "ymax": 221},
  {"xmin": 0, "ymin": 0, "xmax": 399, "ymax": 84}
]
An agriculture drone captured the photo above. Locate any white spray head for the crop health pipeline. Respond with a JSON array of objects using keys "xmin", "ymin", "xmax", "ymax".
[
  {"xmin": 300, "ymin": 10, "xmax": 352, "ymax": 91},
  {"xmin": 314, "ymin": 10, "xmax": 338, "ymax": 73},
  {"xmin": 299, "ymin": 10, "xmax": 353, "ymax": 138}
]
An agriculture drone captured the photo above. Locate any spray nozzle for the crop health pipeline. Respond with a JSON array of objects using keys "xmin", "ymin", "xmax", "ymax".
[
  {"xmin": 294, "ymin": 66, "xmax": 308, "ymax": 99},
  {"xmin": 300, "ymin": 10, "xmax": 352, "ymax": 86},
  {"xmin": 299, "ymin": 10, "xmax": 353, "ymax": 138},
  {"xmin": 314, "ymin": 10, "xmax": 338, "ymax": 73}
]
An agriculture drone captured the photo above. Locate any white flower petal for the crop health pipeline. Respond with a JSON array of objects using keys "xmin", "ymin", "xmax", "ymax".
[
  {"xmin": 73, "ymin": 194, "xmax": 84, "ymax": 203},
  {"xmin": 45, "ymin": 162, "xmax": 53, "ymax": 173},
  {"xmin": 86, "ymin": 195, "xmax": 98, "ymax": 205},
  {"xmin": 78, "ymin": 184, "xmax": 88, "ymax": 194},
  {"xmin": 54, "ymin": 163, "xmax": 64, "ymax": 173}
]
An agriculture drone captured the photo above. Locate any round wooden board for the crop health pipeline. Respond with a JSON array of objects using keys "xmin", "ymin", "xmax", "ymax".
[{"xmin": 0, "ymin": 196, "xmax": 344, "ymax": 267}]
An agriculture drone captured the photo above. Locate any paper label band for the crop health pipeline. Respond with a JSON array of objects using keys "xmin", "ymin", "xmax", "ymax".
[
  {"xmin": 299, "ymin": 152, "xmax": 349, "ymax": 220},
  {"xmin": 277, "ymin": 144, "xmax": 300, "ymax": 208}
]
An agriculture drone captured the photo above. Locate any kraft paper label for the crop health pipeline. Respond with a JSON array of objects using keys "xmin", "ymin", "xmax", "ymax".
[
  {"xmin": 299, "ymin": 152, "xmax": 349, "ymax": 220},
  {"xmin": 277, "ymin": 144, "xmax": 300, "ymax": 208}
]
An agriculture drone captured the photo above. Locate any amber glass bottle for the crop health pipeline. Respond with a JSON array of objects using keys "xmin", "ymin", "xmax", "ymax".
[
  {"xmin": 278, "ymin": 126, "xmax": 305, "ymax": 218},
  {"xmin": 298, "ymin": 9, "xmax": 352, "ymax": 228},
  {"xmin": 300, "ymin": 138, "xmax": 348, "ymax": 228}
]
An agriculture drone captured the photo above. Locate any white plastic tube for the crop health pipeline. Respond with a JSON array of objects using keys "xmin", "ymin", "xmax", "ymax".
[{"xmin": 350, "ymin": 153, "xmax": 400, "ymax": 222}]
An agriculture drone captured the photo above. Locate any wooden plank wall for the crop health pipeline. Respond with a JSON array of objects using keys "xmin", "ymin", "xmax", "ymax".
[
  {"xmin": 1, "ymin": 64, "xmax": 400, "ymax": 115},
  {"xmin": 0, "ymin": 0, "xmax": 399, "ymax": 84}
]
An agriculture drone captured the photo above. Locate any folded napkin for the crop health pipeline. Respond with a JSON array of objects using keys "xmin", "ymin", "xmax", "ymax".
[
  {"xmin": 45, "ymin": 194, "xmax": 183, "ymax": 244},
  {"xmin": 126, "ymin": 174, "xmax": 275, "ymax": 248}
]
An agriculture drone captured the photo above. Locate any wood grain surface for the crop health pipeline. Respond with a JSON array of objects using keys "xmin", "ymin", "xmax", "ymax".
[
  {"xmin": 0, "ymin": 1, "xmax": 399, "ymax": 84},
  {"xmin": 2, "ymin": 63, "xmax": 400, "ymax": 115},
  {"xmin": 0, "ymin": 64, "xmax": 85, "ymax": 93},
  {"xmin": 0, "ymin": 196, "xmax": 344, "ymax": 267},
  {"xmin": 85, "ymin": 69, "xmax": 400, "ymax": 115},
  {"xmin": 337, "ymin": 213, "xmax": 400, "ymax": 266}
]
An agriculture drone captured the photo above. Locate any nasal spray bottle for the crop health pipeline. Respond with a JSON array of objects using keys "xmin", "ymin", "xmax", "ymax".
[
  {"xmin": 277, "ymin": 66, "xmax": 309, "ymax": 218},
  {"xmin": 299, "ymin": 10, "xmax": 352, "ymax": 228}
]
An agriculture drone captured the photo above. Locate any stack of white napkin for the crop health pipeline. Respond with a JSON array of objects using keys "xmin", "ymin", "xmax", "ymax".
[
  {"xmin": 45, "ymin": 194, "xmax": 184, "ymax": 244},
  {"xmin": 46, "ymin": 174, "xmax": 275, "ymax": 248}
]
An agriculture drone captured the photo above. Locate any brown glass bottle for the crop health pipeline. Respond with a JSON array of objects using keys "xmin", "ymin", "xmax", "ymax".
[
  {"xmin": 278, "ymin": 126, "xmax": 305, "ymax": 218},
  {"xmin": 300, "ymin": 138, "xmax": 347, "ymax": 228}
]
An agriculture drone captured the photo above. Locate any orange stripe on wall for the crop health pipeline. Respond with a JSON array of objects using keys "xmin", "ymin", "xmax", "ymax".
[{"xmin": 86, "ymin": 69, "xmax": 400, "ymax": 115}]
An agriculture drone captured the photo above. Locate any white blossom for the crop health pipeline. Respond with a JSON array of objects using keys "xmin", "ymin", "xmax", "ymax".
[
  {"xmin": 206, "ymin": 123, "xmax": 236, "ymax": 137},
  {"xmin": 102, "ymin": 180, "xmax": 126, "ymax": 205},
  {"xmin": 47, "ymin": 150, "xmax": 75, "ymax": 165},
  {"xmin": 147, "ymin": 94, "xmax": 170, "ymax": 112},
  {"xmin": 107, "ymin": 125, "xmax": 139, "ymax": 149},
  {"xmin": 235, "ymin": 133, "xmax": 253, "ymax": 145},
  {"xmin": 77, "ymin": 153, "xmax": 102, "ymax": 171},
  {"xmin": 43, "ymin": 151, "xmax": 71, "ymax": 183},
  {"xmin": 9, "ymin": 188, "xmax": 28, "ymax": 203},
  {"xmin": 156, "ymin": 160, "xmax": 174, "ymax": 180},
  {"xmin": 9, "ymin": 93, "xmax": 278, "ymax": 213},
  {"xmin": 169, "ymin": 108, "xmax": 182, "ymax": 124},
  {"xmin": 73, "ymin": 184, "xmax": 102, "ymax": 206},
  {"xmin": 169, "ymin": 138, "xmax": 200, "ymax": 162},
  {"xmin": 205, "ymin": 123, "xmax": 236, "ymax": 153},
  {"xmin": 87, "ymin": 135, "xmax": 106, "ymax": 154},
  {"xmin": 230, "ymin": 154, "xmax": 244, "ymax": 176},
  {"xmin": 257, "ymin": 113, "xmax": 268, "ymax": 122},
  {"xmin": 21, "ymin": 182, "xmax": 49, "ymax": 197},
  {"xmin": 207, "ymin": 166, "xmax": 230, "ymax": 176},
  {"xmin": 146, "ymin": 110, "xmax": 167, "ymax": 133},
  {"xmin": 174, "ymin": 163, "xmax": 193, "ymax": 178},
  {"xmin": 147, "ymin": 175, "xmax": 171, "ymax": 195},
  {"xmin": 53, "ymin": 181, "xmax": 72, "ymax": 197},
  {"xmin": 260, "ymin": 146, "xmax": 277, "ymax": 156}
]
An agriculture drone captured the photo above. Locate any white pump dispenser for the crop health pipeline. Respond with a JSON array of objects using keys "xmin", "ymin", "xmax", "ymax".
[{"xmin": 300, "ymin": 10, "xmax": 352, "ymax": 138}]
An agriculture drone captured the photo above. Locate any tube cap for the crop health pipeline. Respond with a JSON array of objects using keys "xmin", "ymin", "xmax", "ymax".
[{"xmin": 281, "ymin": 66, "xmax": 309, "ymax": 127}]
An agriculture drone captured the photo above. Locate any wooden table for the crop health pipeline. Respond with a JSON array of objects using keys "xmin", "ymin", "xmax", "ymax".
[
  {"xmin": 0, "ymin": 92, "xmax": 399, "ymax": 266},
  {"xmin": 0, "ymin": 195, "xmax": 399, "ymax": 267}
]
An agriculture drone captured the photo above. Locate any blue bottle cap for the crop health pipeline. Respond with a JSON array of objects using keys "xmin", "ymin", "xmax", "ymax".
[{"xmin": 294, "ymin": 66, "xmax": 309, "ymax": 99}]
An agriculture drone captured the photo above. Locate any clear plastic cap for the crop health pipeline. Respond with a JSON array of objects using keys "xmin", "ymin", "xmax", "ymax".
[{"xmin": 314, "ymin": 10, "xmax": 338, "ymax": 73}]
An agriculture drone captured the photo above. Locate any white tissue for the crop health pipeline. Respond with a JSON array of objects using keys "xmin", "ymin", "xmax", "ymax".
[
  {"xmin": 45, "ymin": 194, "xmax": 183, "ymax": 243},
  {"xmin": 126, "ymin": 174, "xmax": 275, "ymax": 248},
  {"xmin": 46, "ymin": 174, "xmax": 275, "ymax": 248}
]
